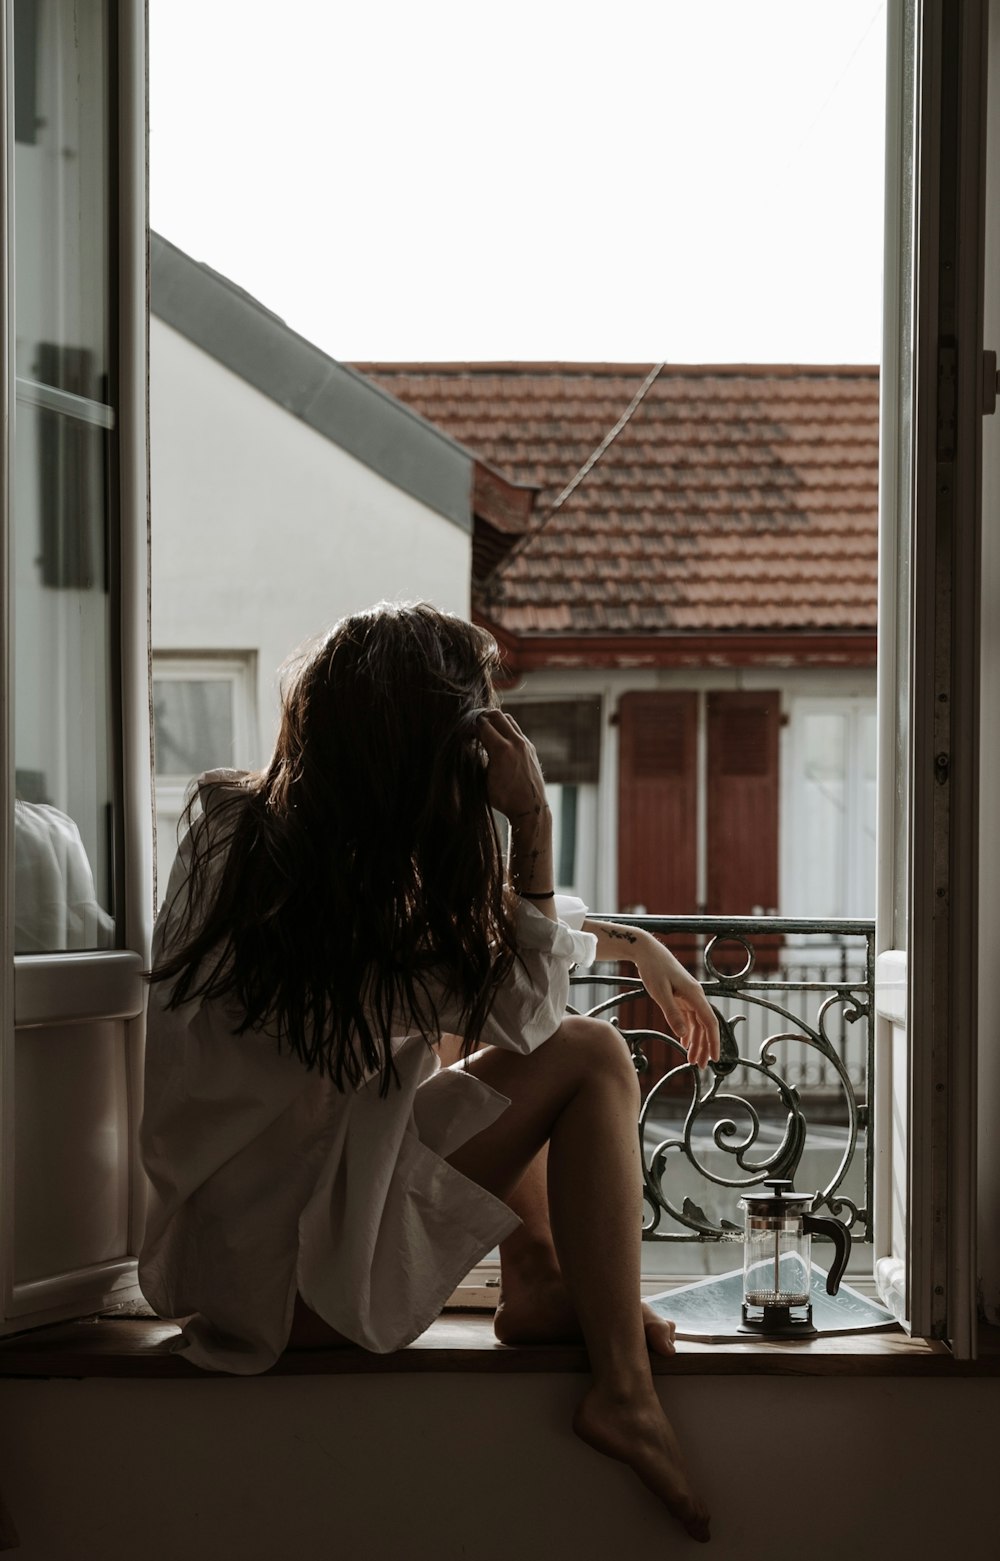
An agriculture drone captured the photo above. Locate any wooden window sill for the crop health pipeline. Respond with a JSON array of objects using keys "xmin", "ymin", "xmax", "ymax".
[{"xmin": 0, "ymin": 1313, "xmax": 998, "ymax": 1379}]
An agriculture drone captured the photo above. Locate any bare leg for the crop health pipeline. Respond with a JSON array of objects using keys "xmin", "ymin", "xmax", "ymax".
[
  {"xmin": 495, "ymin": 1146, "xmax": 677, "ymax": 1357},
  {"xmin": 448, "ymin": 1018, "xmax": 710, "ymax": 1542}
]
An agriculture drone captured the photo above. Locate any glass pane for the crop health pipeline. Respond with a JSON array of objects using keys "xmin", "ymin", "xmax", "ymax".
[
  {"xmin": 153, "ymin": 679, "xmax": 235, "ymax": 778},
  {"xmin": 505, "ymin": 700, "xmax": 601, "ymax": 784},
  {"xmin": 858, "ymin": 706, "xmax": 878, "ymax": 916},
  {"xmin": 12, "ymin": 0, "xmax": 116, "ymax": 954},
  {"xmin": 13, "ymin": 408, "xmax": 115, "ymax": 951},
  {"xmin": 890, "ymin": 0, "xmax": 916, "ymax": 949},
  {"xmin": 799, "ymin": 712, "xmax": 848, "ymax": 918},
  {"xmin": 14, "ymin": 0, "xmax": 112, "ymax": 398}
]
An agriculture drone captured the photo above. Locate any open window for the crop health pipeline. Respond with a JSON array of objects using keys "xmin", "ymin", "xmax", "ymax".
[
  {"xmin": 0, "ymin": 0, "xmax": 992, "ymax": 1361},
  {"xmin": 873, "ymin": 0, "xmax": 989, "ymax": 1355},
  {"xmin": 0, "ymin": 0, "xmax": 150, "ymax": 1332}
]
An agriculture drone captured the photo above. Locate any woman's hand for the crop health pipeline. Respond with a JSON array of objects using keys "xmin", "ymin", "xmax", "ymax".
[
  {"xmin": 583, "ymin": 921, "xmax": 720, "ymax": 1070},
  {"xmin": 633, "ymin": 934, "xmax": 720, "ymax": 1070},
  {"xmin": 478, "ymin": 712, "xmax": 556, "ymax": 918},
  {"xmin": 477, "ymin": 711, "xmax": 547, "ymax": 823}
]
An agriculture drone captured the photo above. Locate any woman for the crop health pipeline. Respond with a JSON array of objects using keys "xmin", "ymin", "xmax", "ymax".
[{"xmin": 140, "ymin": 602, "xmax": 718, "ymax": 1542}]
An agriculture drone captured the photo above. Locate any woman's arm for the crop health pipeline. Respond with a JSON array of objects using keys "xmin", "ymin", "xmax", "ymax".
[
  {"xmin": 583, "ymin": 919, "xmax": 720, "ymax": 1070},
  {"xmin": 478, "ymin": 711, "xmax": 558, "ymax": 921},
  {"xmin": 469, "ymin": 712, "xmax": 720, "ymax": 1068}
]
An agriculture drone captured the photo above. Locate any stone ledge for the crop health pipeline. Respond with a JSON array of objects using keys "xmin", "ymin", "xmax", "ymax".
[{"xmin": 0, "ymin": 1313, "xmax": 997, "ymax": 1379}]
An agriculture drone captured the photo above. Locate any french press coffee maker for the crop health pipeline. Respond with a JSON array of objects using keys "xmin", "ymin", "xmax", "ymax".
[{"xmin": 737, "ymin": 1178, "xmax": 852, "ymax": 1337}]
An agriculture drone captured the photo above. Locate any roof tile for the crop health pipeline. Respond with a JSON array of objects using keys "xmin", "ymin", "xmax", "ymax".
[{"xmin": 353, "ymin": 363, "xmax": 879, "ymax": 636}]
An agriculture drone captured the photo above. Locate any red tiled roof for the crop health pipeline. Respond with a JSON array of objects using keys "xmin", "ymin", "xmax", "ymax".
[{"xmin": 354, "ymin": 363, "xmax": 879, "ymax": 645}]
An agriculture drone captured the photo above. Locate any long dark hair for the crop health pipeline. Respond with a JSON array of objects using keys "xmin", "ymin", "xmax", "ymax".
[{"xmin": 149, "ymin": 602, "xmax": 518, "ymax": 1093}]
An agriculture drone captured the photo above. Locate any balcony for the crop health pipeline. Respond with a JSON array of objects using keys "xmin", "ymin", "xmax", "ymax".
[{"xmin": 570, "ymin": 916, "xmax": 873, "ymax": 1268}]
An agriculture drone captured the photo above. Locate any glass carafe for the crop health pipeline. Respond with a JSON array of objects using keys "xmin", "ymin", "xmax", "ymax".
[{"xmin": 738, "ymin": 1178, "xmax": 851, "ymax": 1336}]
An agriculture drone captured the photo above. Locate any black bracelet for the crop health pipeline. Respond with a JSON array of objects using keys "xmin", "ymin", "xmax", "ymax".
[{"xmin": 519, "ymin": 888, "xmax": 556, "ymax": 901}]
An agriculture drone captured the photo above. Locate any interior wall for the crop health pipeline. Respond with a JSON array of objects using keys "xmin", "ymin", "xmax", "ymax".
[{"xmin": 0, "ymin": 1372, "xmax": 997, "ymax": 1561}]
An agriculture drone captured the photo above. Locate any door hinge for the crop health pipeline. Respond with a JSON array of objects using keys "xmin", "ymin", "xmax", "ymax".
[{"xmin": 984, "ymin": 349, "xmax": 998, "ymax": 415}]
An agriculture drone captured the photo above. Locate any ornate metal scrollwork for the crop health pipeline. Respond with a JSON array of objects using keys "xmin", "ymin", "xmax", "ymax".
[{"xmin": 569, "ymin": 916, "xmax": 875, "ymax": 1245}]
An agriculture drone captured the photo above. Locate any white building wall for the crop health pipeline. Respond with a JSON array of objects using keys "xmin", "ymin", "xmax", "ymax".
[{"xmin": 150, "ymin": 317, "xmax": 471, "ymax": 763}]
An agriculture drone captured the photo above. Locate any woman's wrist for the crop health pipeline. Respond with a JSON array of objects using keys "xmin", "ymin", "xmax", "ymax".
[
  {"xmin": 509, "ymin": 806, "xmax": 553, "ymax": 869},
  {"xmin": 583, "ymin": 919, "xmax": 656, "ymax": 965},
  {"xmin": 507, "ymin": 801, "xmax": 552, "ymax": 835},
  {"xmin": 509, "ymin": 810, "xmax": 556, "ymax": 919}
]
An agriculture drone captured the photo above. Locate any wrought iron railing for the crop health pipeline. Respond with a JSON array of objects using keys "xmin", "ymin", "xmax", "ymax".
[{"xmin": 569, "ymin": 916, "xmax": 875, "ymax": 1248}]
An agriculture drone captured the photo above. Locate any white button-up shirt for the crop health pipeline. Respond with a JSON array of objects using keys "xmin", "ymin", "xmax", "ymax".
[{"xmin": 139, "ymin": 772, "xmax": 596, "ymax": 1373}]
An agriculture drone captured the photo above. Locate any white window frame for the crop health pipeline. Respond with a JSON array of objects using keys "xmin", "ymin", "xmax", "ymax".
[
  {"xmin": 0, "ymin": 0, "xmax": 151, "ymax": 1331},
  {"xmin": 152, "ymin": 652, "xmax": 258, "ymax": 902},
  {"xmin": 873, "ymin": 0, "xmax": 987, "ymax": 1358}
]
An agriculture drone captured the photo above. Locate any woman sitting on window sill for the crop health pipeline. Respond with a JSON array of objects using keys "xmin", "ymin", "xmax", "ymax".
[{"xmin": 140, "ymin": 602, "xmax": 719, "ymax": 1544}]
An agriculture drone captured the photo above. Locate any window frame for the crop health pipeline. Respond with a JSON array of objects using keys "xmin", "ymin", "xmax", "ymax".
[
  {"xmin": 0, "ymin": 0, "xmax": 151, "ymax": 1333},
  {"xmin": 0, "ymin": 0, "xmax": 987, "ymax": 1359},
  {"xmin": 151, "ymin": 653, "xmax": 257, "ymax": 785},
  {"xmin": 872, "ymin": 0, "xmax": 987, "ymax": 1357},
  {"xmin": 151, "ymin": 650, "xmax": 258, "ymax": 902}
]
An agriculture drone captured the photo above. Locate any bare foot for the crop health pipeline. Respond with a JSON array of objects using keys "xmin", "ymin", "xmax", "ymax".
[
  {"xmin": 495, "ymin": 1279, "xmax": 677, "ymax": 1357},
  {"xmin": 573, "ymin": 1384, "xmax": 711, "ymax": 1543}
]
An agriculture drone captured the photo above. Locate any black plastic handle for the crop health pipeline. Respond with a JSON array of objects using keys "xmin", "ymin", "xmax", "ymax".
[{"xmin": 802, "ymin": 1213, "xmax": 852, "ymax": 1294}]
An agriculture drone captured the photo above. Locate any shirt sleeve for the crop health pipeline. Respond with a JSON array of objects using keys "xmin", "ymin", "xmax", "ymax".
[
  {"xmin": 553, "ymin": 893, "xmax": 588, "ymax": 931},
  {"xmin": 475, "ymin": 899, "xmax": 597, "ymax": 1054}
]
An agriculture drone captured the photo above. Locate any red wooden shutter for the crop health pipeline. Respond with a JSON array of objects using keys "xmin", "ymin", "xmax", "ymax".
[
  {"xmin": 617, "ymin": 692, "xmax": 698, "ymax": 917},
  {"xmin": 706, "ymin": 691, "xmax": 780, "ymax": 971},
  {"xmin": 617, "ymin": 693, "xmax": 698, "ymax": 1069}
]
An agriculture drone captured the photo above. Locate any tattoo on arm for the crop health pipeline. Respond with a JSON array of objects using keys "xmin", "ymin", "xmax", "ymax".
[{"xmin": 607, "ymin": 928, "xmax": 638, "ymax": 945}]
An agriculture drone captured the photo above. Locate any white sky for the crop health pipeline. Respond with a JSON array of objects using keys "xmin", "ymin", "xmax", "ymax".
[{"xmin": 149, "ymin": 1, "xmax": 887, "ymax": 365}]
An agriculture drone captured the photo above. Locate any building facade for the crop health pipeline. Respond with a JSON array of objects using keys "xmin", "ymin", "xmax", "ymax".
[
  {"xmin": 149, "ymin": 235, "xmax": 529, "ymax": 891},
  {"xmin": 360, "ymin": 363, "xmax": 879, "ymax": 930}
]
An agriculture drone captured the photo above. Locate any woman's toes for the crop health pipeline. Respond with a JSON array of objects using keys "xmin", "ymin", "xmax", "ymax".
[
  {"xmin": 642, "ymin": 1304, "xmax": 677, "ymax": 1356},
  {"xmin": 687, "ymin": 1514, "xmax": 711, "ymax": 1543}
]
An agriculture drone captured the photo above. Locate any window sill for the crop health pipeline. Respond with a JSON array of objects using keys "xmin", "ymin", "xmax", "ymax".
[{"xmin": 1, "ymin": 1313, "xmax": 998, "ymax": 1379}]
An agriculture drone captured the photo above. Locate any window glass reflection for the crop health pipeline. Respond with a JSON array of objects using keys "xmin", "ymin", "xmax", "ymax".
[
  {"xmin": 14, "ymin": 0, "xmax": 111, "ymax": 390},
  {"xmin": 13, "ymin": 0, "xmax": 116, "ymax": 953}
]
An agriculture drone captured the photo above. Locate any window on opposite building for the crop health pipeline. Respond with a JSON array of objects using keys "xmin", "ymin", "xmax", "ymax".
[{"xmin": 152, "ymin": 654, "xmax": 257, "ymax": 902}]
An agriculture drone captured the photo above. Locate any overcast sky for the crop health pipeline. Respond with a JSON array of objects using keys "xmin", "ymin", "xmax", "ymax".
[{"xmin": 149, "ymin": 1, "xmax": 887, "ymax": 365}]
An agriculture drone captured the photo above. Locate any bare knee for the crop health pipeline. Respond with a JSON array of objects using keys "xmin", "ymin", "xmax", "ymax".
[{"xmin": 550, "ymin": 1016, "xmax": 639, "ymax": 1097}]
